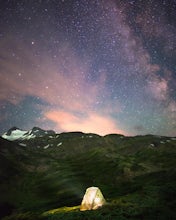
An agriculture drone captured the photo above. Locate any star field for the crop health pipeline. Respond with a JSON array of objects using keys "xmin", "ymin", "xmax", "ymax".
[{"xmin": 0, "ymin": 0, "xmax": 176, "ymax": 136}]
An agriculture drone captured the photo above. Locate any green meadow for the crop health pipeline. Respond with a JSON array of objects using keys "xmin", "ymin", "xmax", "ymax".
[{"xmin": 0, "ymin": 133, "xmax": 176, "ymax": 219}]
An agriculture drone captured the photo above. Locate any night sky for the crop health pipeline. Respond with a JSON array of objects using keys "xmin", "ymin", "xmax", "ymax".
[{"xmin": 0, "ymin": 0, "xmax": 176, "ymax": 136}]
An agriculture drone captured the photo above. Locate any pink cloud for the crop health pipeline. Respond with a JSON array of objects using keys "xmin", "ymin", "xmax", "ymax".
[
  {"xmin": 45, "ymin": 110, "xmax": 127, "ymax": 136},
  {"xmin": 0, "ymin": 38, "xmax": 105, "ymax": 111},
  {"xmin": 0, "ymin": 37, "xmax": 126, "ymax": 135}
]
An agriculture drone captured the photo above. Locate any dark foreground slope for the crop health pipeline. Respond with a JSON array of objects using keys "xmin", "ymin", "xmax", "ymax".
[{"xmin": 0, "ymin": 133, "xmax": 176, "ymax": 219}]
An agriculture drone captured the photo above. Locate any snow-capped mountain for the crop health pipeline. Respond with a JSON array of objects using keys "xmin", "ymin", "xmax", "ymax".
[{"xmin": 2, "ymin": 126, "xmax": 55, "ymax": 141}]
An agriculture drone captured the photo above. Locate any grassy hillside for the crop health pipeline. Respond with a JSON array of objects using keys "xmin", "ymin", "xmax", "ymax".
[{"xmin": 0, "ymin": 133, "xmax": 176, "ymax": 219}]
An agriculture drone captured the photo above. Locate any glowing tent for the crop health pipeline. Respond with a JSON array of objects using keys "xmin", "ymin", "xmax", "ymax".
[{"xmin": 80, "ymin": 186, "xmax": 106, "ymax": 211}]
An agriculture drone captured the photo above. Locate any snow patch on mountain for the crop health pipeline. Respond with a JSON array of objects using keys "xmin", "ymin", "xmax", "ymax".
[
  {"xmin": 44, "ymin": 144, "xmax": 50, "ymax": 149},
  {"xmin": 19, "ymin": 143, "xmax": 27, "ymax": 147},
  {"xmin": 1, "ymin": 127, "xmax": 55, "ymax": 141},
  {"xmin": 2, "ymin": 128, "xmax": 29, "ymax": 141}
]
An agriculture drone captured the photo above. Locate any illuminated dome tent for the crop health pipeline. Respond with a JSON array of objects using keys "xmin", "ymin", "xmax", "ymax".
[{"xmin": 80, "ymin": 186, "xmax": 106, "ymax": 211}]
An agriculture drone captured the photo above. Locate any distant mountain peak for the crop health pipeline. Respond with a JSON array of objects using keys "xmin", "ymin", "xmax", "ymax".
[
  {"xmin": 6, "ymin": 127, "xmax": 21, "ymax": 135},
  {"xmin": 32, "ymin": 127, "xmax": 44, "ymax": 131},
  {"xmin": 1, "ymin": 127, "xmax": 55, "ymax": 141},
  {"xmin": 31, "ymin": 127, "xmax": 55, "ymax": 135}
]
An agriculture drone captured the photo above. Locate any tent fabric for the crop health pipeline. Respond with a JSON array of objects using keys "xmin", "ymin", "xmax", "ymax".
[{"xmin": 80, "ymin": 186, "xmax": 106, "ymax": 211}]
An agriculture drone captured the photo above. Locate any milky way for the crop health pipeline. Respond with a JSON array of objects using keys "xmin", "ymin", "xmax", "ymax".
[{"xmin": 0, "ymin": 0, "xmax": 176, "ymax": 136}]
